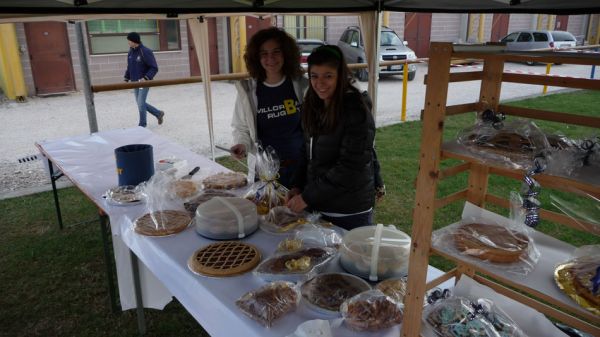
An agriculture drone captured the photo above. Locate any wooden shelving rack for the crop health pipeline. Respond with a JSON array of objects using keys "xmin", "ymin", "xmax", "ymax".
[{"xmin": 400, "ymin": 42, "xmax": 600, "ymax": 337}]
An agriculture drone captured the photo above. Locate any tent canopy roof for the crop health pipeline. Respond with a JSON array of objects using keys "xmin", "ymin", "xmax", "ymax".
[{"xmin": 0, "ymin": 0, "xmax": 598, "ymax": 21}]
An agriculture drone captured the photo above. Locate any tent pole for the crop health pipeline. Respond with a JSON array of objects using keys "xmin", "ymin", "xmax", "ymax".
[{"xmin": 74, "ymin": 21, "xmax": 98, "ymax": 134}]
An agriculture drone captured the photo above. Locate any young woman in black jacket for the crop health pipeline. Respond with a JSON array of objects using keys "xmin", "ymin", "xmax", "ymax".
[{"xmin": 286, "ymin": 45, "xmax": 376, "ymax": 230}]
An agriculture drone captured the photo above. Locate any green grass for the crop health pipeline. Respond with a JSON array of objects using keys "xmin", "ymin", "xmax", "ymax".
[{"xmin": 1, "ymin": 90, "xmax": 599, "ymax": 336}]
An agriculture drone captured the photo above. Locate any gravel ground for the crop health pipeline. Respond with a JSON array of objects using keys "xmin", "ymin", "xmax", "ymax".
[{"xmin": 0, "ymin": 62, "xmax": 594, "ymax": 199}]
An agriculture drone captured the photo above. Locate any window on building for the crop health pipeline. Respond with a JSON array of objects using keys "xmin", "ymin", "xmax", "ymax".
[
  {"xmin": 281, "ymin": 15, "xmax": 326, "ymax": 41},
  {"xmin": 86, "ymin": 19, "xmax": 181, "ymax": 55}
]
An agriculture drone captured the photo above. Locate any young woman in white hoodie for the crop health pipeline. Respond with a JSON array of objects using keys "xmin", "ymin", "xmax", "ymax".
[{"xmin": 230, "ymin": 27, "xmax": 308, "ymax": 187}]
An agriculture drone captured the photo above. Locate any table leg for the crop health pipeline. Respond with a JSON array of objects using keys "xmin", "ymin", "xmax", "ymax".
[
  {"xmin": 99, "ymin": 211, "xmax": 119, "ymax": 313},
  {"xmin": 48, "ymin": 159, "xmax": 64, "ymax": 230},
  {"xmin": 130, "ymin": 250, "xmax": 146, "ymax": 335}
]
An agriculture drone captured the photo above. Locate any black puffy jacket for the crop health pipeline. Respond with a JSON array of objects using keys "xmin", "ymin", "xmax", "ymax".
[{"xmin": 293, "ymin": 91, "xmax": 375, "ymax": 214}]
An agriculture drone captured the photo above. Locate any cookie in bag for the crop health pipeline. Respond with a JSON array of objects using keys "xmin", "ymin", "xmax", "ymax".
[{"xmin": 236, "ymin": 281, "xmax": 299, "ymax": 327}]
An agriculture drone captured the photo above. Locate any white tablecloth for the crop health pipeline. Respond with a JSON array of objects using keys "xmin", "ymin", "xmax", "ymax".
[{"xmin": 36, "ymin": 127, "xmax": 453, "ymax": 337}]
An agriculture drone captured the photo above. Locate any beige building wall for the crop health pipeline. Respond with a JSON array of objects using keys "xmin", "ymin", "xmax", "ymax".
[
  {"xmin": 325, "ymin": 15, "xmax": 359, "ymax": 44},
  {"xmin": 430, "ymin": 13, "xmax": 462, "ymax": 42},
  {"xmin": 16, "ymin": 20, "xmax": 191, "ymax": 96},
  {"xmin": 508, "ymin": 14, "xmax": 533, "ymax": 33}
]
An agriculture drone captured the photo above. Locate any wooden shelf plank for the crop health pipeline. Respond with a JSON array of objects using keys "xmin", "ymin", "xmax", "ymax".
[
  {"xmin": 431, "ymin": 236, "xmax": 600, "ymax": 326},
  {"xmin": 441, "ymin": 142, "xmax": 600, "ymax": 199},
  {"xmin": 435, "ymin": 189, "xmax": 468, "ymax": 209},
  {"xmin": 439, "ymin": 162, "xmax": 471, "ymax": 179},
  {"xmin": 502, "ymin": 73, "xmax": 600, "ymax": 90},
  {"xmin": 498, "ymin": 104, "xmax": 600, "ymax": 128},
  {"xmin": 485, "ymin": 194, "xmax": 600, "ymax": 235},
  {"xmin": 473, "ymin": 275, "xmax": 600, "ymax": 336}
]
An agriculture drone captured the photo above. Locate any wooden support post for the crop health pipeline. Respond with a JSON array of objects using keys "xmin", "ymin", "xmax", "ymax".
[
  {"xmin": 401, "ymin": 42, "xmax": 453, "ymax": 337},
  {"xmin": 466, "ymin": 162, "xmax": 489, "ymax": 207}
]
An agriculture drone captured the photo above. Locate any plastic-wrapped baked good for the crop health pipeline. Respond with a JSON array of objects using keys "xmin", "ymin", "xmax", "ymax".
[
  {"xmin": 260, "ymin": 206, "xmax": 307, "ymax": 233},
  {"xmin": 183, "ymin": 189, "xmax": 236, "ymax": 215},
  {"xmin": 134, "ymin": 210, "xmax": 191, "ymax": 236},
  {"xmin": 194, "ymin": 197, "xmax": 258, "ymax": 239},
  {"xmin": 254, "ymin": 247, "xmax": 336, "ymax": 283},
  {"xmin": 554, "ymin": 245, "xmax": 600, "ymax": 315},
  {"xmin": 236, "ymin": 281, "xmax": 300, "ymax": 327},
  {"xmin": 244, "ymin": 145, "xmax": 288, "ymax": 215},
  {"xmin": 453, "ymin": 223, "xmax": 530, "ymax": 263},
  {"xmin": 300, "ymin": 273, "xmax": 371, "ymax": 314},
  {"xmin": 341, "ymin": 290, "xmax": 403, "ymax": 331},
  {"xmin": 202, "ymin": 171, "xmax": 247, "ymax": 190},
  {"xmin": 425, "ymin": 296, "xmax": 526, "ymax": 337},
  {"xmin": 340, "ymin": 224, "xmax": 411, "ymax": 281},
  {"xmin": 375, "ymin": 277, "xmax": 408, "ymax": 303}
]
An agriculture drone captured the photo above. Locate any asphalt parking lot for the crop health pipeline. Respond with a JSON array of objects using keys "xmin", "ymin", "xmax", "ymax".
[{"xmin": 0, "ymin": 61, "xmax": 595, "ymax": 198}]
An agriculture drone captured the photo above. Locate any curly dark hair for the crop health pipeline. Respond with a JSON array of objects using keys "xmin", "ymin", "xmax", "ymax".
[
  {"xmin": 244, "ymin": 27, "xmax": 303, "ymax": 82},
  {"xmin": 302, "ymin": 45, "xmax": 359, "ymax": 135}
]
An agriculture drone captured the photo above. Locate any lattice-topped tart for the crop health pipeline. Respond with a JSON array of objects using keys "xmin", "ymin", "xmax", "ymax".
[
  {"xmin": 453, "ymin": 223, "xmax": 530, "ymax": 263},
  {"xmin": 134, "ymin": 210, "xmax": 191, "ymax": 236},
  {"xmin": 202, "ymin": 172, "xmax": 247, "ymax": 190},
  {"xmin": 188, "ymin": 241, "xmax": 261, "ymax": 277}
]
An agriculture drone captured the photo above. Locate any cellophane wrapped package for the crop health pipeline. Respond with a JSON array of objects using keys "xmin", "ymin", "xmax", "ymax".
[
  {"xmin": 545, "ymin": 134, "xmax": 600, "ymax": 178},
  {"xmin": 235, "ymin": 281, "xmax": 300, "ymax": 328},
  {"xmin": 424, "ymin": 294, "xmax": 527, "ymax": 337},
  {"xmin": 432, "ymin": 202, "xmax": 540, "ymax": 276},
  {"xmin": 340, "ymin": 289, "xmax": 404, "ymax": 331},
  {"xmin": 549, "ymin": 188, "xmax": 599, "ymax": 233},
  {"xmin": 245, "ymin": 144, "xmax": 288, "ymax": 215},
  {"xmin": 290, "ymin": 213, "xmax": 343, "ymax": 249},
  {"xmin": 554, "ymin": 245, "xmax": 600, "ymax": 315},
  {"xmin": 457, "ymin": 118, "xmax": 550, "ymax": 170},
  {"xmin": 133, "ymin": 171, "xmax": 192, "ymax": 236},
  {"xmin": 254, "ymin": 246, "xmax": 337, "ymax": 283},
  {"xmin": 260, "ymin": 206, "xmax": 308, "ymax": 234}
]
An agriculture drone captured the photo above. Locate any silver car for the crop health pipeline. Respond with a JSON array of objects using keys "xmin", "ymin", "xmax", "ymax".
[
  {"xmin": 337, "ymin": 26, "xmax": 417, "ymax": 81},
  {"xmin": 500, "ymin": 30, "xmax": 577, "ymax": 51}
]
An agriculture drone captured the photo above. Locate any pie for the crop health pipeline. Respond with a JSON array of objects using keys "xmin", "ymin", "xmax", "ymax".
[
  {"xmin": 453, "ymin": 223, "xmax": 530, "ymax": 263},
  {"xmin": 301, "ymin": 273, "xmax": 371, "ymax": 313},
  {"xmin": 188, "ymin": 241, "xmax": 260, "ymax": 277},
  {"xmin": 202, "ymin": 172, "xmax": 247, "ymax": 190},
  {"xmin": 133, "ymin": 210, "xmax": 191, "ymax": 236}
]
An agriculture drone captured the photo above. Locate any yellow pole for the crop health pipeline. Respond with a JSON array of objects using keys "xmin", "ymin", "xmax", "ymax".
[
  {"xmin": 596, "ymin": 14, "xmax": 600, "ymax": 44},
  {"xmin": 0, "ymin": 23, "xmax": 27, "ymax": 100},
  {"xmin": 543, "ymin": 63, "xmax": 552, "ymax": 94},
  {"xmin": 546, "ymin": 15, "xmax": 554, "ymax": 30},
  {"xmin": 383, "ymin": 11, "xmax": 389, "ymax": 27},
  {"xmin": 230, "ymin": 16, "xmax": 247, "ymax": 73},
  {"xmin": 478, "ymin": 14, "xmax": 485, "ymax": 42},
  {"xmin": 537, "ymin": 14, "xmax": 543, "ymax": 30},
  {"xmin": 468, "ymin": 14, "xmax": 476, "ymax": 42},
  {"xmin": 401, "ymin": 63, "xmax": 408, "ymax": 121}
]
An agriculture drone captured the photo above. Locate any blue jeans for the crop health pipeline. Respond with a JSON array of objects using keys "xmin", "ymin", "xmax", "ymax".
[
  {"xmin": 321, "ymin": 210, "xmax": 373, "ymax": 230},
  {"xmin": 134, "ymin": 87, "xmax": 161, "ymax": 127}
]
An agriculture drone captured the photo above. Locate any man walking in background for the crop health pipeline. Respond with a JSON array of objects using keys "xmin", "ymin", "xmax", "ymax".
[{"xmin": 124, "ymin": 32, "xmax": 165, "ymax": 127}]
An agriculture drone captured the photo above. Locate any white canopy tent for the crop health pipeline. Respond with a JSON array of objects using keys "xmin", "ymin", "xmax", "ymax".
[{"xmin": 0, "ymin": 1, "xmax": 598, "ymax": 158}]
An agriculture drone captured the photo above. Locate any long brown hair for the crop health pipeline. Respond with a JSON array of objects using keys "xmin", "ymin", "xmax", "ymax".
[
  {"xmin": 244, "ymin": 27, "xmax": 303, "ymax": 82},
  {"xmin": 302, "ymin": 45, "xmax": 358, "ymax": 135}
]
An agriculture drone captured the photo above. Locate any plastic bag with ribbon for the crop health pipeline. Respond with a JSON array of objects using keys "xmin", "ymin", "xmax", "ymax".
[
  {"xmin": 245, "ymin": 144, "xmax": 288, "ymax": 215},
  {"xmin": 133, "ymin": 170, "xmax": 192, "ymax": 236},
  {"xmin": 457, "ymin": 113, "xmax": 550, "ymax": 170},
  {"xmin": 424, "ymin": 291, "xmax": 527, "ymax": 337}
]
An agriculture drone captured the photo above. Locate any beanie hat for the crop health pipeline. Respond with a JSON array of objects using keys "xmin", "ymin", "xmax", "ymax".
[{"xmin": 127, "ymin": 32, "xmax": 141, "ymax": 44}]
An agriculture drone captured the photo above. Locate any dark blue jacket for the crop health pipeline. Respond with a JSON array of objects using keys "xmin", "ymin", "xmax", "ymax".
[{"xmin": 124, "ymin": 44, "xmax": 158, "ymax": 81}]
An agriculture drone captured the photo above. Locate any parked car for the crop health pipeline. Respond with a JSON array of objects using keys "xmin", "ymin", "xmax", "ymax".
[
  {"xmin": 500, "ymin": 30, "xmax": 577, "ymax": 51},
  {"xmin": 296, "ymin": 38, "xmax": 325, "ymax": 68},
  {"xmin": 337, "ymin": 26, "xmax": 417, "ymax": 81}
]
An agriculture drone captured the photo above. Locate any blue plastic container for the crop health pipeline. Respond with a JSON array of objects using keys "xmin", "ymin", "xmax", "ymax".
[{"xmin": 115, "ymin": 144, "xmax": 154, "ymax": 186}]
